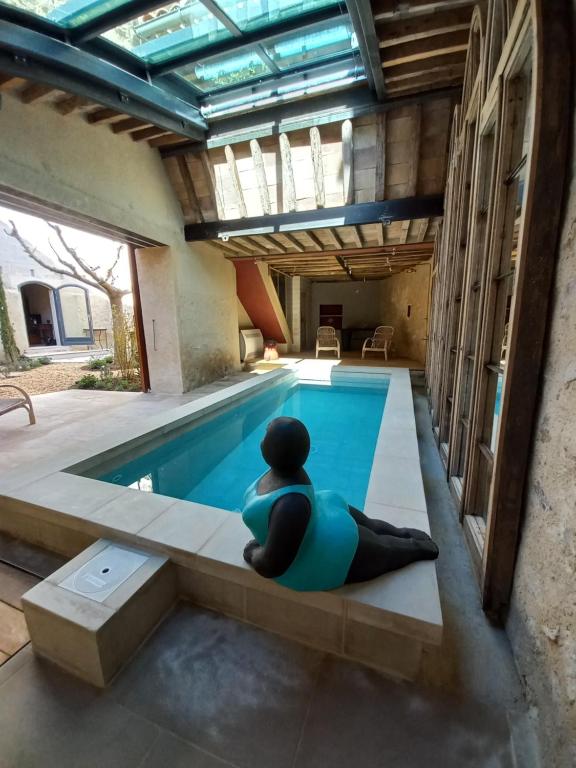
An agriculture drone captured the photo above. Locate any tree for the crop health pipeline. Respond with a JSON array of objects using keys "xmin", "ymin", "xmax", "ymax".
[
  {"xmin": 5, "ymin": 219, "xmax": 130, "ymax": 348},
  {"xmin": 0, "ymin": 267, "xmax": 20, "ymax": 363}
]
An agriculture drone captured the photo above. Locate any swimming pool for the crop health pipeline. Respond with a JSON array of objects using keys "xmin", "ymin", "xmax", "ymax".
[{"xmin": 98, "ymin": 377, "xmax": 389, "ymax": 512}]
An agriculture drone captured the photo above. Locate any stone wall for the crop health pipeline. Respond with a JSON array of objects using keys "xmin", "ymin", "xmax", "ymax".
[
  {"xmin": 506, "ymin": 81, "xmax": 576, "ymax": 768},
  {"xmin": 0, "ymin": 93, "xmax": 239, "ymax": 389},
  {"xmin": 379, "ymin": 264, "xmax": 431, "ymax": 364}
]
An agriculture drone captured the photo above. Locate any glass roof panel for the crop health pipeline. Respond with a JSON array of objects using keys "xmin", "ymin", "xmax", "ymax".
[
  {"xmin": 262, "ymin": 18, "xmax": 357, "ymax": 70},
  {"xmin": 215, "ymin": 0, "xmax": 337, "ymax": 33},
  {"xmin": 201, "ymin": 57, "xmax": 365, "ymax": 117},
  {"xmin": 0, "ymin": 0, "xmax": 134, "ymax": 27},
  {"xmin": 102, "ymin": 1, "xmax": 233, "ymax": 64},
  {"xmin": 177, "ymin": 48, "xmax": 270, "ymax": 92}
]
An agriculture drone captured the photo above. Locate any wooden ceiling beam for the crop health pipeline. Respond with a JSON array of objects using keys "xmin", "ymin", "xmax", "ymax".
[
  {"xmin": 384, "ymin": 51, "xmax": 467, "ymax": 82},
  {"xmin": 211, "ymin": 238, "xmax": 256, "ymax": 257},
  {"xmin": 200, "ymin": 151, "xmax": 224, "ymax": 220},
  {"xmin": 112, "ymin": 116, "xmax": 151, "ymax": 133},
  {"xmin": 377, "ymin": 6, "xmax": 473, "ymax": 47},
  {"xmin": 250, "ymin": 139, "xmax": 271, "ymax": 216},
  {"xmin": 279, "ymin": 133, "xmax": 296, "ymax": 213},
  {"xmin": 381, "ymin": 29, "xmax": 470, "ymax": 68},
  {"xmin": 400, "ymin": 220, "xmax": 411, "ymax": 244},
  {"xmin": 407, "ymin": 103, "xmax": 422, "ymax": 196},
  {"xmin": 86, "ymin": 107, "xmax": 123, "ymax": 124},
  {"xmin": 279, "ymin": 233, "xmax": 305, "ymax": 252},
  {"xmin": 256, "ymin": 234, "xmax": 287, "ymax": 253},
  {"xmin": 305, "ymin": 231, "xmax": 325, "ymax": 251},
  {"xmin": 149, "ymin": 135, "xmax": 190, "ymax": 149},
  {"xmin": 342, "ymin": 119, "xmax": 354, "ymax": 206},
  {"xmin": 177, "ymin": 156, "xmax": 204, "ymax": 224},
  {"xmin": 413, "ymin": 218, "xmax": 430, "ymax": 242},
  {"xmin": 326, "ymin": 229, "xmax": 344, "ymax": 250},
  {"xmin": 132, "ymin": 126, "xmax": 172, "ymax": 142},
  {"xmin": 225, "ymin": 244, "xmax": 433, "ymax": 261},
  {"xmin": 375, "ymin": 113, "xmax": 387, "ymax": 202},
  {"xmin": 310, "ymin": 126, "xmax": 325, "ymax": 209},
  {"xmin": 19, "ymin": 83, "xmax": 54, "ymax": 103},
  {"xmin": 53, "ymin": 94, "xmax": 90, "ymax": 115},
  {"xmin": 373, "ymin": 0, "xmax": 475, "ymax": 22},
  {"xmin": 224, "ymin": 144, "xmax": 248, "ymax": 219},
  {"xmin": 387, "ymin": 72, "xmax": 464, "ymax": 96}
]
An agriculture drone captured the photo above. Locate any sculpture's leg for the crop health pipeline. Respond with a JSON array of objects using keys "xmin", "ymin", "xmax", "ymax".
[
  {"xmin": 345, "ymin": 526, "xmax": 438, "ymax": 583},
  {"xmin": 348, "ymin": 505, "xmax": 431, "ymax": 541}
]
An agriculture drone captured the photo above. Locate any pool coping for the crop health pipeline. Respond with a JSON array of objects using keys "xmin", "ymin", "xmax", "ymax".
[{"xmin": 0, "ymin": 363, "xmax": 442, "ymax": 676}]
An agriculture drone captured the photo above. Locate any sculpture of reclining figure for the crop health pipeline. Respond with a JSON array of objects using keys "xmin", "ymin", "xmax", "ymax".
[{"xmin": 242, "ymin": 417, "xmax": 438, "ymax": 591}]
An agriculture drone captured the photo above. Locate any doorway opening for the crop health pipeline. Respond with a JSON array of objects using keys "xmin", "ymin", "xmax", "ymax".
[{"xmin": 20, "ymin": 282, "xmax": 58, "ymax": 347}]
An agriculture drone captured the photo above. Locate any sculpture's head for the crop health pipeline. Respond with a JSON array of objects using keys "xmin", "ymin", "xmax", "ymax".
[{"xmin": 261, "ymin": 417, "xmax": 310, "ymax": 474}]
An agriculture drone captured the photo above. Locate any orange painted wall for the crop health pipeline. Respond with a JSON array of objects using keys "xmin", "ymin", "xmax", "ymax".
[{"xmin": 233, "ymin": 261, "xmax": 287, "ymax": 342}]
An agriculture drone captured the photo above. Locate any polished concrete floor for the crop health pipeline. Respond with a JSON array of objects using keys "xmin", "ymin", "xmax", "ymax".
[{"xmin": 0, "ymin": 374, "xmax": 537, "ymax": 768}]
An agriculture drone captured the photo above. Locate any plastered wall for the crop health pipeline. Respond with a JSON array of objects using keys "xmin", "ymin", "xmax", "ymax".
[
  {"xmin": 307, "ymin": 281, "xmax": 383, "ymax": 349},
  {"xmin": 379, "ymin": 264, "xmax": 431, "ymax": 364},
  {"xmin": 0, "ymin": 94, "xmax": 239, "ymax": 389},
  {"xmin": 506, "ymin": 97, "xmax": 576, "ymax": 768}
]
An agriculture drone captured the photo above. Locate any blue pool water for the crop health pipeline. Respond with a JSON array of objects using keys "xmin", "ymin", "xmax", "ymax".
[{"xmin": 99, "ymin": 378, "xmax": 389, "ymax": 512}]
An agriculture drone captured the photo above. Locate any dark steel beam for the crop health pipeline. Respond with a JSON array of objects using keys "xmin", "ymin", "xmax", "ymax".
[
  {"xmin": 345, "ymin": 0, "xmax": 387, "ymax": 100},
  {"xmin": 0, "ymin": 20, "xmax": 207, "ymax": 139},
  {"xmin": 163, "ymin": 85, "xmax": 460, "ymax": 156},
  {"xmin": 147, "ymin": 5, "xmax": 343, "ymax": 76},
  {"xmin": 185, "ymin": 195, "xmax": 444, "ymax": 240}
]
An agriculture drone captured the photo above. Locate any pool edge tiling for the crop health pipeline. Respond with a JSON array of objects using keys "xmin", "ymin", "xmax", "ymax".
[{"xmin": 0, "ymin": 364, "xmax": 442, "ymax": 681}]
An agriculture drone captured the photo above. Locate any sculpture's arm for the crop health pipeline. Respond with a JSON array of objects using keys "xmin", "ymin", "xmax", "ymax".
[{"xmin": 244, "ymin": 494, "xmax": 311, "ymax": 579}]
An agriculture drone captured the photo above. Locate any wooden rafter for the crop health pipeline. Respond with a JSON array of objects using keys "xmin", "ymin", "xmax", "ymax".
[
  {"xmin": 279, "ymin": 133, "xmax": 296, "ymax": 213},
  {"xmin": 112, "ymin": 117, "xmax": 150, "ymax": 134},
  {"xmin": 407, "ymin": 103, "xmax": 422, "ymax": 196},
  {"xmin": 375, "ymin": 112, "xmax": 387, "ymax": 202},
  {"xmin": 250, "ymin": 139, "xmax": 271, "ymax": 216},
  {"xmin": 19, "ymin": 83, "xmax": 54, "ymax": 103},
  {"xmin": 200, "ymin": 151, "xmax": 224, "ymax": 220},
  {"xmin": 381, "ymin": 29, "xmax": 470, "ymax": 69},
  {"xmin": 225, "ymin": 144, "xmax": 247, "ymax": 218},
  {"xmin": 177, "ymin": 156, "xmax": 204, "ymax": 224},
  {"xmin": 86, "ymin": 108, "xmax": 122, "ymax": 124},
  {"xmin": 342, "ymin": 119, "xmax": 354, "ymax": 206},
  {"xmin": 310, "ymin": 126, "xmax": 325, "ymax": 208},
  {"xmin": 132, "ymin": 126, "xmax": 171, "ymax": 141},
  {"xmin": 53, "ymin": 94, "xmax": 90, "ymax": 115},
  {"xmin": 377, "ymin": 5, "xmax": 473, "ymax": 48}
]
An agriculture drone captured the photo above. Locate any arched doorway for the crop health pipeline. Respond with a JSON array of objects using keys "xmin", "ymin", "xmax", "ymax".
[{"xmin": 20, "ymin": 282, "xmax": 58, "ymax": 347}]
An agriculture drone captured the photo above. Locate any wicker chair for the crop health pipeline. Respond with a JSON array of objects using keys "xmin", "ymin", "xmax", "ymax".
[
  {"xmin": 362, "ymin": 326, "xmax": 394, "ymax": 361},
  {"xmin": 315, "ymin": 326, "xmax": 341, "ymax": 358},
  {"xmin": 0, "ymin": 384, "xmax": 36, "ymax": 425}
]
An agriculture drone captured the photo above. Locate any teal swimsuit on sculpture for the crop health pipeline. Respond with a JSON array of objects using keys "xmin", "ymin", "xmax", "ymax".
[{"xmin": 242, "ymin": 477, "xmax": 359, "ymax": 591}]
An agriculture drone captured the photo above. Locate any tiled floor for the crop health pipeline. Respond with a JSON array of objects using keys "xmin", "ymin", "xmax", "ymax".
[
  {"xmin": 0, "ymin": 603, "xmax": 514, "ymax": 768},
  {"xmin": 0, "ymin": 536, "xmax": 64, "ymax": 668}
]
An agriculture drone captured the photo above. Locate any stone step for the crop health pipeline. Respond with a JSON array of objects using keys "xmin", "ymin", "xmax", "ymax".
[{"xmin": 24, "ymin": 347, "xmax": 112, "ymax": 362}]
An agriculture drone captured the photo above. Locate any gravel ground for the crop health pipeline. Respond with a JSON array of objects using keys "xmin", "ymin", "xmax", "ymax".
[{"xmin": 1, "ymin": 363, "xmax": 86, "ymax": 396}]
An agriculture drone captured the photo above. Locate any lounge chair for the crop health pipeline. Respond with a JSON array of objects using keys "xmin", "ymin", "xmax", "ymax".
[
  {"xmin": 315, "ymin": 326, "xmax": 340, "ymax": 358},
  {"xmin": 362, "ymin": 326, "xmax": 394, "ymax": 361},
  {"xmin": 0, "ymin": 384, "xmax": 36, "ymax": 425}
]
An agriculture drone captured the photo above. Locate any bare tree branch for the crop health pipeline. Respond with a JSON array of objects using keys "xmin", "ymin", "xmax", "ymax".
[
  {"xmin": 46, "ymin": 222, "xmax": 104, "ymax": 284},
  {"xmin": 105, "ymin": 244, "xmax": 123, "ymax": 284},
  {"xmin": 5, "ymin": 220, "xmax": 130, "ymax": 298},
  {"xmin": 5, "ymin": 221, "xmax": 102, "ymax": 291}
]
